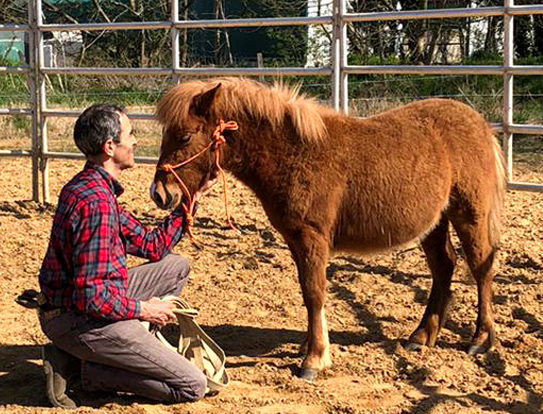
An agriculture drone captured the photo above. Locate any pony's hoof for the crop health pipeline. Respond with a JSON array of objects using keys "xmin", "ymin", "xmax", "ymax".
[
  {"xmin": 468, "ymin": 344, "xmax": 488, "ymax": 356},
  {"xmin": 299, "ymin": 367, "xmax": 319, "ymax": 382},
  {"xmin": 404, "ymin": 342, "xmax": 425, "ymax": 352}
]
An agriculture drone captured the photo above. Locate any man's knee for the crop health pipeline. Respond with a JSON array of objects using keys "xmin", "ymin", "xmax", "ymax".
[
  {"xmin": 168, "ymin": 254, "xmax": 190, "ymax": 290},
  {"xmin": 176, "ymin": 255, "xmax": 190, "ymax": 282},
  {"xmin": 163, "ymin": 254, "xmax": 190, "ymax": 294},
  {"xmin": 171, "ymin": 369, "xmax": 206, "ymax": 403}
]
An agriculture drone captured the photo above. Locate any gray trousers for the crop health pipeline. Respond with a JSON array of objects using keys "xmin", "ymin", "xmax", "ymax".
[{"xmin": 40, "ymin": 254, "xmax": 207, "ymax": 403}]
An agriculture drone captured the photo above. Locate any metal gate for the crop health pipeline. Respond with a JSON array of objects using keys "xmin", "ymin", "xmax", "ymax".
[{"xmin": 1, "ymin": 0, "xmax": 542, "ymax": 203}]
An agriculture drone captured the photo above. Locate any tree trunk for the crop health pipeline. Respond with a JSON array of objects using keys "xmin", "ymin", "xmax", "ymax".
[{"xmin": 484, "ymin": 17, "xmax": 498, "ymax": 54}]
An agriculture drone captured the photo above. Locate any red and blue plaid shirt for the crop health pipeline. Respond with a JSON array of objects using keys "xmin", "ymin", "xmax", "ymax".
[{"xmin": 39, "ymin": 162, "xmax": 187, "ymax": 321}]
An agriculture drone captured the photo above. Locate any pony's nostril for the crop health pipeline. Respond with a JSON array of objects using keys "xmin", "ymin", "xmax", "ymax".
[
  {"xmin": 150, "ymin": 190, "xmax": 163, "ymax": 208},
  {"xmin": 153, "ymin": 191, "xmax": 165, "ymax": 207},
  {"xmin": 149, "ymin": 182, "xmax": 157, "ymax": 201},
  {"xmin": 151, "ymin": 181, "xmax": 172, "ymax": 209}
]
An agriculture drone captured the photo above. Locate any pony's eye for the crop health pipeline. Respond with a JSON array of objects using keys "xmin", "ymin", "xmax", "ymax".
[{"xmin": 180, "ymin": 133, "xmax": 192, "ymax": 143}]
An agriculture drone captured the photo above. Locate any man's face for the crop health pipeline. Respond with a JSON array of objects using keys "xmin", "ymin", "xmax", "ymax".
[{"xmin": 112, "ymin": 112, "xmax": 137, "ymax": 170}]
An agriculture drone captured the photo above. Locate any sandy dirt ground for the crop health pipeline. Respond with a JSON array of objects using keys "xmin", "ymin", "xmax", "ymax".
[{"xmin": 0, "ymin": 154, "xmax": 542, "ymax": 414}]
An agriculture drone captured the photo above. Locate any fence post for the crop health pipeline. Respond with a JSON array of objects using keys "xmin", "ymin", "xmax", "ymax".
[
  {"xmin": 339, "ymin": 0, "xmax": 348, "ymax": 114},
  {"xmin": 172, "ymin": 0, "xmax": 180, "ymax": 84},
  {"xmin": 35, "ymin": 0, "xmax": 50, "ymax": 203},
  {"xmin": 331, "ymin": 0, "xmax": 339, "ymax": 111},
  {"xmin": 28, "ymin": 0, "xmax": 40, "ymax": 202},
  {"xmin": 503, "ymin": 0, "xmax": 514, "ymax": 184}
]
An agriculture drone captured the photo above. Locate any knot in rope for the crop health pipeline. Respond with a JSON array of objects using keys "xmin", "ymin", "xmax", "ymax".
[
  {"xmin": 212, "ymin": 119, "xmax": 239, "ymax": 146},
  {"xmin": 184, "ymin": 211, "xmax": 194, "ymax": 227}
]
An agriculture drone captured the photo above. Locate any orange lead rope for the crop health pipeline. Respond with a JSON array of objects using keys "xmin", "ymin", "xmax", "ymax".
[
  {"xmin": 159, "ymin": 118, "xmax": 239, "ymax": 245},
  {"xmin": 211, "ymin": 119, "xmax": 239, "ymax": 231}
]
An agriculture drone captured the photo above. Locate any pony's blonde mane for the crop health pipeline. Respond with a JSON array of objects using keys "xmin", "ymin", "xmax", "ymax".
[{"xmin": 156, "ymin": 77, "xmax": 333, "ymax": 143}]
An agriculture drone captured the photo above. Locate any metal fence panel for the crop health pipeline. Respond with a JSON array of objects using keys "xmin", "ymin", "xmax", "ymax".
[{"xmin": 0, "ymin": 0, "xmax": 542, "ymax": 202}]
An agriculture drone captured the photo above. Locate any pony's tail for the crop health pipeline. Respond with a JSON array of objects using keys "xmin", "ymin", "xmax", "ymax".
[{"xmin": 488, "ymin": 134, "xmax": 506, "ymax": 249}]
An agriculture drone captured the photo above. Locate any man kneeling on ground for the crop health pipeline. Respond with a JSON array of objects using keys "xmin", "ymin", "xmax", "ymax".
[{"xmin": 38, "ymin": 104, "xmax": 214, "ymax": 408}]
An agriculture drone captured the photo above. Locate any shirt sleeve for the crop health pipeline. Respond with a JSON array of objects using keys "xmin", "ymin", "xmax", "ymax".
[
  {"xmin": 70, "ymin": 201, "xmax": 141, "ymax": 320},
  {"xmin": 118, "ymin": 207, "xmax": 187, "ymax": 262}
]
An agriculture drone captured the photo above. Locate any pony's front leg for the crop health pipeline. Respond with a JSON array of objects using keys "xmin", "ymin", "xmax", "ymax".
[{"xmin": 289, "ymin": 228, "xmax": 331, "ymax": 381}]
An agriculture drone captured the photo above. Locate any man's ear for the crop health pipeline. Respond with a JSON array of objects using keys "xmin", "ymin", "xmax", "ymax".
[
  {"xmin": 103, "ymin": 138, "xmax": 115, "ymax": 157},
  {"xmin": 189, "ymin": 83, "xmax": 221, "ymax": 118}
]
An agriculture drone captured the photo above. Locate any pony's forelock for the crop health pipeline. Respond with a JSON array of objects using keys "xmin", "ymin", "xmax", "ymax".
[{"xmin": 156, "ymin": 78, "xmax": 330, "ymax": 143}]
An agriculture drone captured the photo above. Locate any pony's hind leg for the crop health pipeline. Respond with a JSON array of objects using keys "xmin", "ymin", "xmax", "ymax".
[
  {"xmin": 288, "ymin": 227, "xmax": 331, "ymax": 381},
  {"xmin": 407, "ymin": 216, "xmax": 457, "ymax": 349},
  {"xmin": 451, "ymin": 215, "xmax": 497, "ymax": 355}
]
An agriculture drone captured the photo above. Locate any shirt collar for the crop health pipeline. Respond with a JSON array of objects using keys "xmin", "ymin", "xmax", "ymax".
[{"xmin": 84, "ymin": 161, "xmax": 125, "ymax": 197}]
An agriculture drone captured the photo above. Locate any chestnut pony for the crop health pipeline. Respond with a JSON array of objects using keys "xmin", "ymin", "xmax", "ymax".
[{"xmin": 151, "ymin": 77, "xmax": 505, "ymax": 381}]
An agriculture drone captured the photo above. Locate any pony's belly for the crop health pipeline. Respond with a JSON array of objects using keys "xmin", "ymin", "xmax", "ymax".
[
  {"xmin": 332, "ymin": 235, "xmax": 420, "ymax": 256},
  {"xmin": 332, "ymin": 209, "xmax": 442, "ymax": 254}
]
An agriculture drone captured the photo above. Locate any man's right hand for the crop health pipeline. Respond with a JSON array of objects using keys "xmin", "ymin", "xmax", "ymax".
[{"xmin": 139, "ymin": 297, "xmax": 176, "ymax": 326}]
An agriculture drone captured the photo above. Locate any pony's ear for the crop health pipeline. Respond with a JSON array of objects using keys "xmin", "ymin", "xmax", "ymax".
[{"xmin": 190, "ymin": 83, "xmax": 221, "ymax": 118}]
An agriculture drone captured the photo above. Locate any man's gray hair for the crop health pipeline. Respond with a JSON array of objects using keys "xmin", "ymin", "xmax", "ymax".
[{"xmin": 74, "ymin": 104, "xmax": 126, "ymax": 156}]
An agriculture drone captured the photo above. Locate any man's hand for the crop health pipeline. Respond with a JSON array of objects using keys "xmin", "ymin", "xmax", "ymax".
[{"xmin": 140, "ymin": 297, "xmax": 176, "ymax": 326}]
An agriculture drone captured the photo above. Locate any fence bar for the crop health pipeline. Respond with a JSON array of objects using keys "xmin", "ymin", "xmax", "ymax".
[
  {"xmin": 43, "ymin": 151, "xmax": 85, "ymax": 161},
  {"xmin": 41, "ymin": 17, "xmax": 334, "ymax": 32},
  {"xmin": 28, "ymin": 0, "xmax": 39, "ymax": 202},
  {"xmin": 345, "ymin": 65, "xmax": 543, "ymax": 75},
  {"xmin": 175, "ymin": 16, "xmax": 332, "ymax": 29},
  {"xmin": 508, "ymin": 66, "xmax": 543, "ymax": 75},
  {"xmin": 0, "ymin": 67, "xmax": 31, "ymax": 73},
  {"xmin": 44, "ymin": 65, "xmax": 543, "ymax": 78},
  {"xmin": 345, "ymin": 7, "xmax": 505, "ymax": 23},
  {"xmin": 345, "ymin": 65, "xmax": 503, "ymax": 75},
  {"xmin": 42, "ymin": 67, "xmax": 330, "ymax": 77},
  {"xmin": 510, "ymin": 124, "xmax": 543, "ymax": 135},
  {"xmin": 503, "ymin": 0, "xmax": 514, "ymax": 183},
  {"xmin": 41, "ymin": 22, "xmax": 171, "ymax": 32},
  {"xmin": 174, "ymin": 67, "xmax": 331, "ymax": 76},
  {"xmin": 42, "ymin": 109, "xmax": 155, "ymax": 120},
  {"xmin": 490, "ymin": 123, "xmax": 543, "ymax": 135},
  {"xmin": 0, "ymin": 150, "xmax": 33, "ymax": 156},
  {"xmin": 44, "ymin": 151, "xmax": 159, "ymax": 165},
  {"xmin": 344, "ymin": 5, "xmax": 543, "ymax": 23},
  {"xmin": 510, "ymin": 5, "xmax": 543, "ymax": 15},
  {"xmin": 0, "ymin": 24, "xmax": 30, "ymax": 32},
  {"xmin": 490, "ymin": 123, "xmax": 503, "ymax": 133},
  {"xmin": 508, "ymin": 182, "xmax": 543, "ymax": 192},
  {"xmin": 0, "ymin": 108, "xmax": 33, "ymax": 115},
  {"xmin": 42, "ymin": 67, "xmax": 172, "ymax": 76}
]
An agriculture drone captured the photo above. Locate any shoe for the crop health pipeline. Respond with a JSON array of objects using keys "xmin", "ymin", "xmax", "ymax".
[{"xmin": 42, "ymin": 344, "xmax": 81, "ymax": 409}]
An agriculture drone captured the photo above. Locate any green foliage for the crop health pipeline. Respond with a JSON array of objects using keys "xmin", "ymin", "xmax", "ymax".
[
  {"xmin": 10, "ymin": 114, "xmax": 31, "ymax": 133},
  {"xmin": 464, "ymin": 50, "xmax": 502, "ymax": 65}
]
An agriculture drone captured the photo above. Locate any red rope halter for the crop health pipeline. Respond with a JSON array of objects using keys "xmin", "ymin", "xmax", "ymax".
[{"xmin": 158, "ymin": 118, "xmax": 239, "ymax": 244}]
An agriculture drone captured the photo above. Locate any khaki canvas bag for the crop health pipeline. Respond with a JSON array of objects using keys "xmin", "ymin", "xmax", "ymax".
[{"xmin": 142, "ymin": 296, "xmax": 229, "ymax": 395}]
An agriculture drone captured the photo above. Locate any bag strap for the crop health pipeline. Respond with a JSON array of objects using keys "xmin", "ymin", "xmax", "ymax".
[{"xmin": 152, "ymin": 296, "xmax": 229, "ymax": 393}]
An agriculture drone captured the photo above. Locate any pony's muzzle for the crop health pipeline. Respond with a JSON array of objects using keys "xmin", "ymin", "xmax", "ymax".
[{"xmin": 151, "ymin": 179, "xmax": 181, "ymax": 210}]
